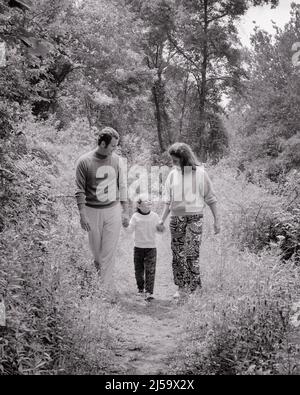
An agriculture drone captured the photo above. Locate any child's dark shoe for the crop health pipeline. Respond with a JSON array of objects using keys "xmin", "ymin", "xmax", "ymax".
[{"xmin": 145, "ymin": 292, "xmax": 154, "ymax": 302}]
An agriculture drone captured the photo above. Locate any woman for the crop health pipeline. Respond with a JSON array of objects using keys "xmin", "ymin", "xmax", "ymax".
[{"xmin": 157, "ymin": 143, "xmax": 220, "ymax": 299}]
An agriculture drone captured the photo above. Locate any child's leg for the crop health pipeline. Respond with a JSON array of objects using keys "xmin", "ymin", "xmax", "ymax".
[
  {"xmin": 134, "ymin": 247, "xmax": 145, "ymax": 292},
  {"xmin": 144, "ymin": 248, "xmax": 157, "ymax": 295}
]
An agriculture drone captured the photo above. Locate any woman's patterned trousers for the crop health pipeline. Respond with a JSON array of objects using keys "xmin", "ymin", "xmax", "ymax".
[{"xmin": 169, "ymin": 215, "xmax": 203, "ymax": 292}]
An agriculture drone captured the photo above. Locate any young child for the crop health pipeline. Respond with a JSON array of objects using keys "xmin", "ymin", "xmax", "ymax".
[{"xmin": 127, "ymin": 194, "xmax": 162, "ymax": 302}]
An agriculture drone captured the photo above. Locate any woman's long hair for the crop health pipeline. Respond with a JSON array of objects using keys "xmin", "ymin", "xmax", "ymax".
[{"xmin": 168, "ymin": 143, "xmax": 200, "ymax": 172}]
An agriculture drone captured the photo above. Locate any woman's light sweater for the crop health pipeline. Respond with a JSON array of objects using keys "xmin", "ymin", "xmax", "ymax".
[{"xmin": 163, "ymin": 166, "xmax": 217, "ymax": 216}]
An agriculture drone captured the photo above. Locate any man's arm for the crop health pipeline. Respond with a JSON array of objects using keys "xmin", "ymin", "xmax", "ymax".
[
  {"xmin": 118, "ymin": 156, "xmax": 130, "ymax": 227},
  {"xmin": 121, "ymin": 201, "xmax": 130, "ymax": 228},
  {"xmin": 126, "ymin": 214, "xmax": 136, "ymax": 234},
  {"xmin": 75, "ymin": 159, "xmax": 91, "ymax": 232}
]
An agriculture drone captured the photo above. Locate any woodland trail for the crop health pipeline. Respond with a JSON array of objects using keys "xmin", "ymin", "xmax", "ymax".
[{"xmin": 103, "ymin": 223, "xmax": 186, "ymax": 375}]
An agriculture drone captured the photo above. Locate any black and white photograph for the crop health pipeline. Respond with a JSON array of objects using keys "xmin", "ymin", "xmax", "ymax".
[{"xmin": 0, "ymin": 0, "xmax": 299, "ymax": 378}]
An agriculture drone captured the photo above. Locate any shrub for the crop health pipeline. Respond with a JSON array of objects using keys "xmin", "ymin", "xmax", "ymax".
[
  {"xmin": 166, "ymin": 165, "xmax": 300, "ymax": 375},
  {"xmin": 211, "ymin": 164, "xmax": 300, "ymax": 264},
  {"xmin": 0, "ymin": 119, "xmax": 112, "ymax": 374},
  {"xmin": 168, "ymin": 246, "xmax": 300, "ymax": 375}
]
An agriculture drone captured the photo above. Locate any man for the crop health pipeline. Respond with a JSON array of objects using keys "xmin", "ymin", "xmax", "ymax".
[{"xmin": 75, "ymin": 127, "xmax": 129, "ymax": 296}]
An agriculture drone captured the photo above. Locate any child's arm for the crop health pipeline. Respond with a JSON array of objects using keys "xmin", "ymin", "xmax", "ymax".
[{"xmin": 126, "ymin": 214, "xmax": 136, "ymax": 234}]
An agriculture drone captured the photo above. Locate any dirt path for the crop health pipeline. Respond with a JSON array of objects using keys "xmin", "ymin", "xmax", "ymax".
[
  {"xmin": 107, "ymin": 292, "xmax": 184, "ymax": 375},
  {"xmin": 104, "ymin": 226, "xmax": 186, "ymax": 375}
]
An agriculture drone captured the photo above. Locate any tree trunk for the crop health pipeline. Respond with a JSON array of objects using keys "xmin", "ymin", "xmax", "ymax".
[
  {"xmin": 150, "ymin": 43, "xmax": 171, "ymax": 153},
  {"xmin": 153, "ymin": 74, "xmax": 173, "ymax": 151},
  {"xmin": 152, "ymin": 82, "xmax": 166, "ymax": 153},
  {"xmin": 179, "ymin": 71, "xmax": 190, "ymax": 138}
]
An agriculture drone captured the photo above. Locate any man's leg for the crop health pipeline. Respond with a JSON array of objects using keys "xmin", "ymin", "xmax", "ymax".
[
  {"xmin": 134, "ymin": 247, "xmax": 145, "ymax": 292},
  {"xmin": 85, "ymin": 206, "xmax": 103, "ymax": 273},
  {"xmin": 144, "ymin": 248, "xmax": 157, "ymax": 295},
  {"xmin": 98, "ymin": 204, "xmax": 122, "ymax": 291}
]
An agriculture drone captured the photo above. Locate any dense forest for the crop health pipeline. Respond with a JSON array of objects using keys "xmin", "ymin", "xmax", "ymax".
[{"xmin": 0, "ymin": 0, "xmax": 299, "ymax": 375}]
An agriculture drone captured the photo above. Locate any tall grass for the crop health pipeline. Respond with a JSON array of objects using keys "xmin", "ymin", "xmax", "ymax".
[
  {"xmin": 167, "ymin": 164, "xmax": 300, "ymax": 375},
  {"xmin": 1, "ymin": 117, "xmax": 299, "ymax": 375}
]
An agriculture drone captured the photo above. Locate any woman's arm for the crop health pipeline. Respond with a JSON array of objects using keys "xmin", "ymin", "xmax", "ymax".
[
  {"xmin": 157, "ymin": 203, "xmax": 171, "ymax": 231},
  {"xmin": 157, "ymin": 170, "xmax": 172, "ymax": 231},
  {"xmin": 160, "ymin": 203, "xmax": 171, "ymax": 223},
  {"xmin": 208, "ymin": 202, "xmax": 220, "ymax": 234},
  {"xmin": 202, "ymin": 170, "xmax": 220, "ymax": 235}
]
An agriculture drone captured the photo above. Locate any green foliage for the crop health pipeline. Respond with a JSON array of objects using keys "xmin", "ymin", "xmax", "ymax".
[
  {"xmin": 168, "ymin": 164, "xmax": 299, "ymax": 376},
  {"xmin": 0, "ymin": 117, "xmax": 113, "ymax": 374},
  {"xmin": 0, "ymin": 132, "xmax": 66, "ymax": 374},
  {"xmin": 173, "ymin": 270, "xmax": 297, "ymax": 375},
  {"xmin": 211, "ymin": 164, "xmax": 300, "ymax": 264},
  {"xmin": 1, "ymin": 0, "xmax": 299, "ymax": 376},
  {"xmin": 229, "ymin": 3, "xmax": 300, "ymax": 179},
  {"xmin": 165, "ymin": 0, "xmax": 278, "ymax": 160}
]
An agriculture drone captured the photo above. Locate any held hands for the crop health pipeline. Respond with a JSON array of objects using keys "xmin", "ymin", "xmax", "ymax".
[
  {"xmin": 156, "ymin": 222, "xmax": 165, "ymax": 233},
  {"xmin": 122, "ymin": 213, "xmax": 130, "ymax": 228}
]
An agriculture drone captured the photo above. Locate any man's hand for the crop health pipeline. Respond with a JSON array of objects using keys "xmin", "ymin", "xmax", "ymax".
[
  {"xmin": 80, "ymin": 213, "xmax": 91, "ymax": 232},
  {"xmin": 122, "ymin": 213, "xmax": 130, "ymax": 228},
  {"xmin": 214, "ymin": 220, "xmax": 221, "ymax": 235}
]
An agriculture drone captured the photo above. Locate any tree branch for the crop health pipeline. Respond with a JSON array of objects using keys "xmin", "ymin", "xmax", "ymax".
[
  {"xmin": 207, "ymin": 11, "xmax": 229, "ymax": 24},
  {"xmin": 206, "ymin": 76, "xmax": 234, "ymax": 83},
  {"xmin": 0, "ymin": 167, "xmax": 14, "ymax": 179},
  {"xmin": 167, "ymin": 33, "xmax": 200, "ymax": 70}
]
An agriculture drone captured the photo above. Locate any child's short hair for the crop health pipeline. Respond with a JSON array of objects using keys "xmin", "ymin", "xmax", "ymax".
[{"xmin": 136, "ymin": 193, "xmax": 150, "ymax": 204}]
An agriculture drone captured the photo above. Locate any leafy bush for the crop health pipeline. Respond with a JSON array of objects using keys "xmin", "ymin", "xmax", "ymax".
[
  {"xmin": 168, "ymin": 245, "xmax": 300, "ymax": 375},
  {"xmin": 0, "ymin": 119, "xmax": 114, "ymax": 374},
  {"xmin": 166, "ymin": 165, "xmax": 300, "ymax": 375},
  {"xmin": 211, "ymin": 164, "xmax": 300, "ymax": 264}
]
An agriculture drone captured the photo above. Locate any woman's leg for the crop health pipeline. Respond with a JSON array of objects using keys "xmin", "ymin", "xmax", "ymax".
[
  {"xmin": 144, "ymin": 248, "xmax": 157, "ymax": 295},
  {"xmin": 170, "ymin": 216, "xmax": 188, "ymax": 288},
  {"xmin": 134, "ymin": 247, "xmax": 145, "ymax": 292},
  {"xmin": 185, "ymin": 215, "xmax": 203, "ymax": 292}
]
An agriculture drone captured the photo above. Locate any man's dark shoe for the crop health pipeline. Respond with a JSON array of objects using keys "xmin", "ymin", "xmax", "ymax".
[{"xmin": 94, "ymin": 260, "xmax": 101, "ymax": 274}]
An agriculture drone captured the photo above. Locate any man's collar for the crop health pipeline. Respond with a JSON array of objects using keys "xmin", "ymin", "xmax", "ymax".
[{"xmin": 94, "ymin": 149, "xmax": 109, "ymax": 159}]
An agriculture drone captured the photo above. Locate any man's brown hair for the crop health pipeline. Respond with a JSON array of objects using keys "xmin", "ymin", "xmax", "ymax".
[{"xmin": 97, "ymin": 127, "xmax": 119, "ymax": 147}]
